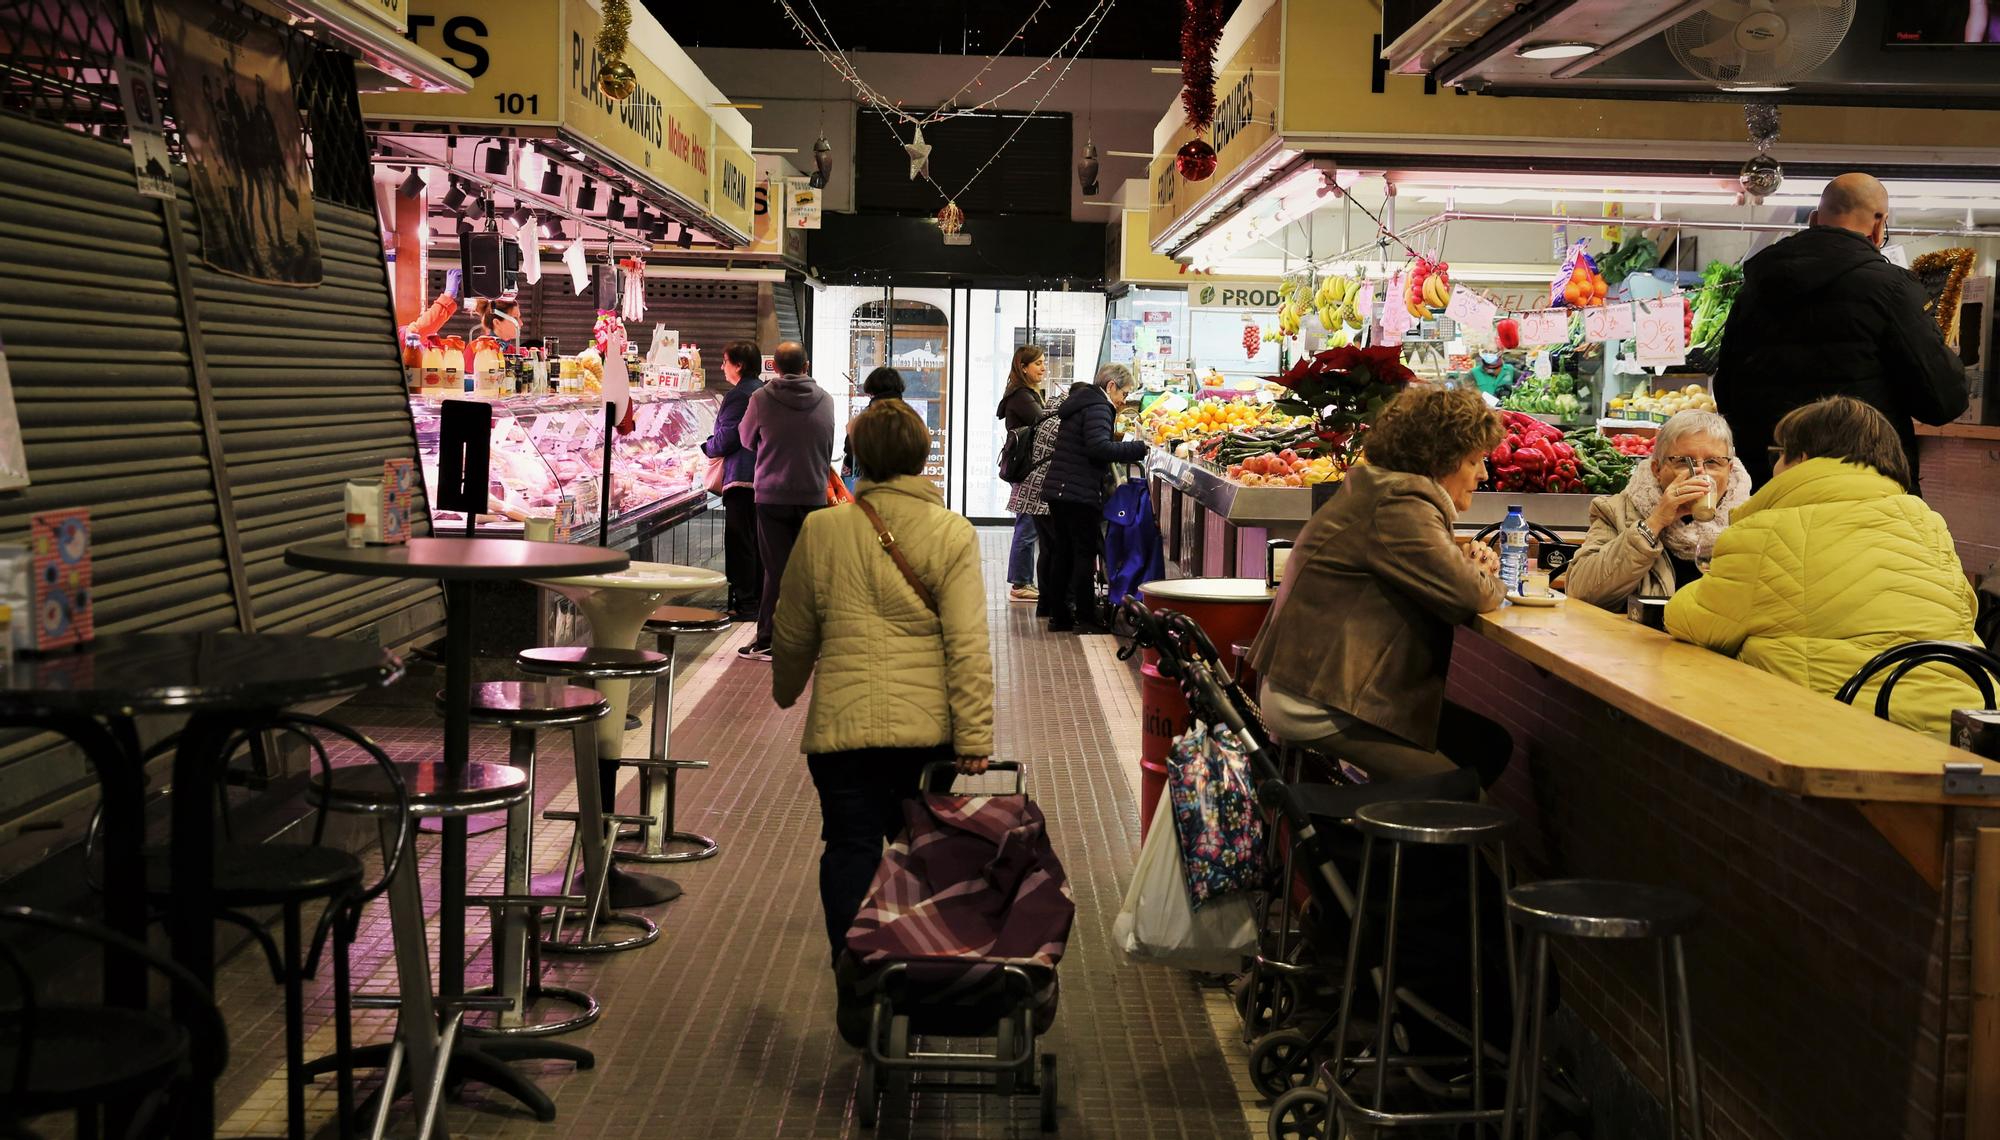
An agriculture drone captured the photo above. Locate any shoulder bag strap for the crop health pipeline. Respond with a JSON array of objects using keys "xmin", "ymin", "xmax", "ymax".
[{"xmin": 853, "ymin": 495, "xmax": 940, "ymax": 615}]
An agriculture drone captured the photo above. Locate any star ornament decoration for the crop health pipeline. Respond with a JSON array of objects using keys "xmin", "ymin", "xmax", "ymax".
[{"xmin": 905, "ymin": 124, "xmax": 932, "ymax": 180}]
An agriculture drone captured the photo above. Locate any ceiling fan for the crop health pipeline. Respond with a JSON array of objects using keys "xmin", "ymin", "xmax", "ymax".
[{"xmin": 1666, "ymin": 0, "xmax": 1858, "ymax": 88}]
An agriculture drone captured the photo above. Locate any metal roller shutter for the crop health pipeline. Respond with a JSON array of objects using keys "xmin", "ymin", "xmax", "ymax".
[
  {"xmin": 643, "ymin": 278, "xmax": 758, "ymax": 390},
  {"xmin": 191, "ymin": 201, "xmax": 438, "ymax": 636},
  {"xmin": 0, "ymin": 115, "xmax": 240, "ymax": 636}
]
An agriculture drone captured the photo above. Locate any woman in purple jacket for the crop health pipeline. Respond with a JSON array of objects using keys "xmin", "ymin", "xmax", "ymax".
[{"xmin": 703, "ymin": 340, "xmax": 763, "ymax": 620}]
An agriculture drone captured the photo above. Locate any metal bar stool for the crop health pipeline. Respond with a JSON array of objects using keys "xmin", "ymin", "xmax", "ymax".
[
  {"xmin": 612, "ymin": 605, "xmax": 731, "ymax": 865},
  {"xmin": 442, "ymin": 681, "xmax": 606, "ymax": 1035},
  {"xmin": 1502, "ymin": 879, "xmax": 1704, "ymax": 1140},
  {"xmin": 309, "ymin": 757, "xmax": 589, "ymax": 1135},
  {"xmin": 1326, "ymin": 799, "xmax": 1517, "ymax": 1136},
  {"xmin": 517, "ymin": 645, "xmax": 671, "ymax": 953}
]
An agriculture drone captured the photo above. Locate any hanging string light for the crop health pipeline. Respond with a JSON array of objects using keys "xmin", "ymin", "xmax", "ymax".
[
  {"xmin": 847, "ymin": 0, "xmax": 1118, "ymax": 211},
  {"xmin": 774, "ymin": 0, "xmax": 1116, "ymax": 129},
  {"xmin": 597, "ymin": 0, "xmax": 637, "ymax": 101}
]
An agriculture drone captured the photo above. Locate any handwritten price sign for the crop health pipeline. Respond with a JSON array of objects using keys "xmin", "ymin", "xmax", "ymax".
[
  {"xmin": 1583, "ymin": 303, "xmax": 1636, "ymax": 344},
  {"xmin": 1518, "ymin": 310, "xmax": 1570, "ymax": 346},
  {"xmin": 1635, "ymin": 298, "xmax": 1688, "ymax": 368}
]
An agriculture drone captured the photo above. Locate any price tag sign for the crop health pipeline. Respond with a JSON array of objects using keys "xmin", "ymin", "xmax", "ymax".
[
  {"xmin": 1582, "ymin": 303, "xmax": 1636, "ymax": 344},
  {"xmin": 1445, "ymin": 285, "xmax": 1481, "ymax": 325},
  {"xmin": 1447, "ymin": 289, "xmax": 1496, "ymax": 339},
  {"xmin": 1635, "ymin": 298, "xmax": 1689, "ymax": 368},
  {"xmin": 1518, "ymin": 310, "xmax": 1570, "ymax": 346}
]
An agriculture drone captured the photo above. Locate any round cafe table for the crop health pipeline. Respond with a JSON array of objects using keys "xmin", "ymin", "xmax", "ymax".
[
  {"xmin": 533, "ymin": 561, "xmax": 727, "ymax": 905},
  {"xmin": 0, "ymin": 631, "xmax": 401, "ymax": 1140},
  {"xmin": 285, "ymin": 538, "xmax": 626, "ymax": 1121}
]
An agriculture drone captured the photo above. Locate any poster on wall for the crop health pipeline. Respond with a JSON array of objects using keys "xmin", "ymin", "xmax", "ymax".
[
  {"xmin": 154, "ymin": 0, "xmax": 322, "ymax": 286},
  {"xmin": 114, "ymin": 58, "xmax": 175, "ymax": 200},
  {"xmin": 0, "ymin": 338, "xmax": 28, "ymax": 490},
  {"xmin": 785, "ymin": 177, "xmax": 822, "ymax": 230}
]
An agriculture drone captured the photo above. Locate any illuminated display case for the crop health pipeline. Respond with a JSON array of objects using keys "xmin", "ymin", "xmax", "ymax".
[{"xmin": 410, "ymin": 391, "xmax": 720, "ymax": 539}]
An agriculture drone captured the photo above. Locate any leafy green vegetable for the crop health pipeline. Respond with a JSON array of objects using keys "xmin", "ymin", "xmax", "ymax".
[
  {"xmin": 1597, "ymin": 235, "xmax": 1662, "ymax": 288},
  {"xmin": 1689, "ymin": 260, "xmax": 1744, "ymax": 352}
]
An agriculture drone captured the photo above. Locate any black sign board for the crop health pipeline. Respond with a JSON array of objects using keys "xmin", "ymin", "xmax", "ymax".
[{"xmin": 437, "ymin": 399, "xmax": 492, "ymax": 532}]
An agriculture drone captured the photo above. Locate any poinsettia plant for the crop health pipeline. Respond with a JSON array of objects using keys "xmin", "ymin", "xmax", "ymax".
[{"xmin": 1268, "ymin": 344, "xmax": 1416, "ymax": 454}]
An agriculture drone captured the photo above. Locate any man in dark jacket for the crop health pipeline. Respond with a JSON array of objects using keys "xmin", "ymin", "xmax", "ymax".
[
  {"xmin": 738, "ymin": 341, "xmax": 835, "ymax": 659},
  {"xmin": 1042, "ymin": 363, "xmax": 1146, "ymax": 633},
  {"xmin": 703, "ymin": 340, "xmax": 763, "ymax": 621},
  {"xmin": 1714, "ymin": 172, "xmax": 1968, "ymax": 489}
]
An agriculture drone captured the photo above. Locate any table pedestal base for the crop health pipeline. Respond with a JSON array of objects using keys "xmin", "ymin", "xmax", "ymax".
[
  {"xmin": 306, "ymin": 1037, "xmax": 594, "ymax": 1126},
  {"xmin": 532, "ymin": 865, "xmax": 682, "ymax": 908}
]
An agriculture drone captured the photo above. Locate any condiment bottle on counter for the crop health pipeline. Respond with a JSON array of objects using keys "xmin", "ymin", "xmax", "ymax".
[
  {"xmin": 420, "ymin": 342, "xmax": 444, "ymax": 394},
  {"xmin": 470, "ymin": 336, "xmax": 502, "ymax": 396},
  {"xmin": 401, "ymin": 339, "xmax": 423, "ymax": 393},
  {"xmin": 441, "ymin": 335, "xmax": 465, "ymax": 392}
]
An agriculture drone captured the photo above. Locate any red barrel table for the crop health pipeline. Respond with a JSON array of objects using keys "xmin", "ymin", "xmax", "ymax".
[{"xmin": 1135, "ymin": 577, "xmax": 1275, "ymax": 840}]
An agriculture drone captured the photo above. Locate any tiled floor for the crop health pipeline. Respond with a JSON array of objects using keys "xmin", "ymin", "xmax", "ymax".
[{"xmin": 204, "ymin": 529, "xmax": 1262, "ymax": 1139}]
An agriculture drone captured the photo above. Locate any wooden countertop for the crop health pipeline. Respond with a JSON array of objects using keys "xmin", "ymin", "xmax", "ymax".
[
  {"xmin": 1915, "ymin": 423, "xmax": 2000, "ymax": 442},
  {"xmin": 1468, "ymin": 598, "xmax": 1999, "ymax": 806}
]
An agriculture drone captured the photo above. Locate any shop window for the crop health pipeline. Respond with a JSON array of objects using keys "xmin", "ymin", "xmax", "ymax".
[{"xmin": 851, "ymin": 299, "xmax": 949, "ymax": 492}]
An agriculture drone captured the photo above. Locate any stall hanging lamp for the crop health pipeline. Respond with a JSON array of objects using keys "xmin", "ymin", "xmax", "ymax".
[
  {"xmin": 1076, "ymin": 138, "xmax": 1100, "ymax": 196},
  {"xmin": 483, "ymin": 139, "xmax": 511, "ymax": 176},
  {"xmin": 810, "ymin": 132, "xmax": 833, "ymax": 189},
  {"xmin": 441, "ymin": 177, "xmax": 469, "ymax": 211},
  {"xmin": 397, "ymin": 166, "xmax": 426, "ymax": 200},
  {"xmin": 540, "ymin": 163, "xmax": 565, "ymax": 198},
  {"xmin": 575, "ymin": 178, "xmax": 599, "ymax": 213},
  {"xmin": 677, "ymin": 227, "xmax": 694, "ymax": 250},
  {"xmin": 507, "ymin": 202, "xmax": 532, "ymax": 229}
]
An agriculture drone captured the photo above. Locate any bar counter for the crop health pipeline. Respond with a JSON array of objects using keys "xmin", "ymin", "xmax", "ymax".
[{"xmin": 1447, "ymin": 596, "xmax": 2000, "ymax": 1140}]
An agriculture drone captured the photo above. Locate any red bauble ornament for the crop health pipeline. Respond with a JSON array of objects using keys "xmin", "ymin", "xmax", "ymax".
[{"xmin": 1176, "ymin": 139, "xmax": 1218, "ymax": 182}]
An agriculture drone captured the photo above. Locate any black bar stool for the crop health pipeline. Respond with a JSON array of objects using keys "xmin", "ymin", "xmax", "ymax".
[
  {"xmin": 516, "ymin": 645, "xmax": 671, "ymax": 953},
  {"xmin": 0, "ymin": 905, "xmax": 229, "ymax": 1140},
  {"xmin": 86, "ymin": 714, "xmax": 411, "ymax": 1140},
  {"xmin": 1327, "ymin": 799, "xmax": 1517, "ymax": 1135},
  {"xmin": 613, "ymin": 605, "xmax": 731, "ymax": 865},
  {"xmin": 1502, "ymin": 879, "xmax": 1704, "ymax": 1140},
  {"xmin": 441, "ymin": 681, "xmax": 607, "ymax": 1036},
  {"xmin": 309, "ymin": 757, "xmax": 589, "ymax": 1134}
]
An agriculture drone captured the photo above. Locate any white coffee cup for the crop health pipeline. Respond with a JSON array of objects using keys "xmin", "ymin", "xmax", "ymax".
[{"xmin": 1523, "ymin": 568, "xmax": 1552, "ymax": 597}]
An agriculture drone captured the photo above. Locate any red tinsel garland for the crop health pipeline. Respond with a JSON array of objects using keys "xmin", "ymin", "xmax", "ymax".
[{"xmin": 1180, "ymin": 0, "xmax": 1223, "ymax": 131}]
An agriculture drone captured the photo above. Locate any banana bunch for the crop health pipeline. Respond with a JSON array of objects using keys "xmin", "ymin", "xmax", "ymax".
[
  {"xmin": 1310, "ymin": 275, "xmax": 1367, "ymax": 332},
  {"xmin": 1404, "ymin": 257, "xmax": 1452, "ymax": 320}
]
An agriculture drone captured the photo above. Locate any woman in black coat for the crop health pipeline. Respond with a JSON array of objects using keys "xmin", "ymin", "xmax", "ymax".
[
  {"xmin": 996, "ymin": 345, "xmax": 1048, "ymax": 603},
  {"xmin": 1042, "ymin": 362, "xmax": 1146, "ymax": 633}
]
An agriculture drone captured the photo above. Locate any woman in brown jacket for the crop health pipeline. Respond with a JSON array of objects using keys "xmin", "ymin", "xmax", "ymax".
[{"xmin": 1245, "ymin": 385, "xmax": 1513, "ymax": 785}]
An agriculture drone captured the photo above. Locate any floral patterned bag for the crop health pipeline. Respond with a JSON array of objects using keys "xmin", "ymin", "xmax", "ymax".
[{"xmin": 1166, "ymin": 723, "xmax": 1265, "ymax": 910}]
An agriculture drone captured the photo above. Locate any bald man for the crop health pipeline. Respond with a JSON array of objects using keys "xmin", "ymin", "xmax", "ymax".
[{"xmin": 1713, "ymin": 173, "xmax": 1967, "ymax": 490}]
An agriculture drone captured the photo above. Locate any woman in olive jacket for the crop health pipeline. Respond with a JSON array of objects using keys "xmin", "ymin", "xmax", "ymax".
[
  {"xmin": 773, "ymin": 398, "xmax": 994, "ymax": 961},
  {"xmin": 1246, "ymin": 385, "xmax": 1512, "ymax": 785}
]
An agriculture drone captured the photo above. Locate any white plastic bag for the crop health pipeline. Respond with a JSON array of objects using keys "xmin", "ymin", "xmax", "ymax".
[{"xmin": 1113, "ymin": 793, "xmax": 1257, "ymax": 972}]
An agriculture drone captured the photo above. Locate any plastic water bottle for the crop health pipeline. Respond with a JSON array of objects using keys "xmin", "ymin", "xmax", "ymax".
[{"xmin": 1499, "ymin": 505, "xmax": 1531, "ymax": 597}]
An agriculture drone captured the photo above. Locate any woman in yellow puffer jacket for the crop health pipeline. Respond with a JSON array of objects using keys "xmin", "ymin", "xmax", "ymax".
[
  {"xmin": 1666, "ymin": 396, "xmax": 1981, "ymax": 739},
  {"xmin": 772, "ymin": 398, "xmax": 995, "ymax": 961}
]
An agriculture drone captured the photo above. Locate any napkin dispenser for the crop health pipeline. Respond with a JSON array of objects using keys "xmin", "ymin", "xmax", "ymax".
[{"xmin": 1627, "ymin": 595, "xmax": 1670, "ymax": 631}]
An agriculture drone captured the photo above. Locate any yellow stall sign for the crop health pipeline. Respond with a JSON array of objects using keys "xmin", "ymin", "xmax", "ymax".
[{"xmin": 363, "ymin": 0, "xmax": 751, "ymax": 245}]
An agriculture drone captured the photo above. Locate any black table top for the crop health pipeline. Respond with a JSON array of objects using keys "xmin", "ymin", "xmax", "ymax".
[
  {"xmin": 285, "ymin": 537, "xmax": 629, "ymax": 582},
  {"xmin": 0, "ymin": 632, "xmax": 402, "ymax": 716}
]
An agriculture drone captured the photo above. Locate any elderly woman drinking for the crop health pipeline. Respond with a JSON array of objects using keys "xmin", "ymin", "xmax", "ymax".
[{"xmin": 1563, "ymin": 410, "xmax": 1754, "ymax": 610}]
